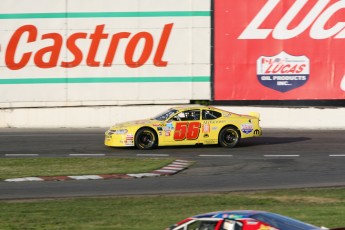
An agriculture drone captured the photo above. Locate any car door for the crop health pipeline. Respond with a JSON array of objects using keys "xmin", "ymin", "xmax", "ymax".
[
  {"xmin": 200, "ymin": 109, "xmax": 223, "ymax": 145},
  {"xmin": 163, "ymin": 109, "xmax": 202, "ymax": 146}
]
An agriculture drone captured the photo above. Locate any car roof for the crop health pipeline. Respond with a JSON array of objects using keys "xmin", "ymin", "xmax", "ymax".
[
  {"xmin": 170, "ymin": 105, "xmax": 228, "ymax": 112},
  {"xmin": 192, "ymin": 210, "xmax": 322, "ymax": 230},
  {"xmin": 170, "ymin": 105, "xmax": 213, "ymax": 110},
  {"xmin": 193, "ymin": 210, "xmax": 265, "ymax": 219}
]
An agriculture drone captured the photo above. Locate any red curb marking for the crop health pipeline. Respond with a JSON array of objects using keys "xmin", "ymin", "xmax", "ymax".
[
  {"xmin": 39, "ymin": 176, "xmax": 71, "ymax": 181},
  {"xmin": 99, "ymin": 174, "xmax": 132, "ymax": 179},
  {"xmin": 163, "ymin": 166, "xmax": 184, "ymax": 170},
  {"xmin": 5, "ymin": 160, "xmax": 193, "ymax": 182},
  {"xmin": 152, "ymin": 170, "xmax": 177, "ymax": 175}
]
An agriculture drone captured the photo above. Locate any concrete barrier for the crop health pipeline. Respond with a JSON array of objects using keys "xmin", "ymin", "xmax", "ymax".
[{"xmin": 0, "ymin": 105, "xmax": 344, "ymax": 129}]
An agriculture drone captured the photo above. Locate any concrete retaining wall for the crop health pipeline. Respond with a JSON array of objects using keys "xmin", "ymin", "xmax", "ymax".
[{"xmin": 0, "ymin": 105, "xmax": 344, "ymax": 129}]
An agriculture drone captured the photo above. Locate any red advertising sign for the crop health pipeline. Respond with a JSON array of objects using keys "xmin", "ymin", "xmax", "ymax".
[{"xmin": 214, "ymin": 0, "xmax": 345, "ymax": 100}]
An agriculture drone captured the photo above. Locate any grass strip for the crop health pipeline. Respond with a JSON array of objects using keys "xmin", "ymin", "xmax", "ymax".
[
  {"xmin": 0, "ymin": 188, "xmax": 345, "ymax": 229},
  {"xmin": 0, "ymin": 158, "xmax": 174, "ymax": 179}
]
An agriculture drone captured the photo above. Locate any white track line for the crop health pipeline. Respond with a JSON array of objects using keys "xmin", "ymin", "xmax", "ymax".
[
  {"xmin": 5, "ymin": 154, "xmax": 39, "ymax": 157},
  {"xmin": 136, "ymin": 154, "xmax": 169, "ymax": 157},
  {"xmin": 264, "ymin": 155, "xmax": 300, "ymax": 157},
  {"xmin": 69, "ymin": 154, "xmax": 105, "ymax": 156},
  {"xmin": 329, "ymin": 154, "xmax": 345, "ymax": 157},
  {"xmin": 199, "ymin": 155, "xmax": 233, "ymax": 157}
]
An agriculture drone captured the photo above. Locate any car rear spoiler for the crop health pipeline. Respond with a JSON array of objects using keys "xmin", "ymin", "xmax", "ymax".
[{"xmin": 248, "ymin": 112, "xmax": 260, "ymax": 119}]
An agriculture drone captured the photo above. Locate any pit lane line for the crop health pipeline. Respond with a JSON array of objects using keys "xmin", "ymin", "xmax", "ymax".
[
  {"xmin": 0, "ymin": 133, "xmax": 99, "ymax": 137},
  {"xmin": 69, "ymin": 154, "xmax": 106, "ymax": 156},
  {"xmin": 2, "ymin": 154, "xmax": 345, "ymax": 158}
]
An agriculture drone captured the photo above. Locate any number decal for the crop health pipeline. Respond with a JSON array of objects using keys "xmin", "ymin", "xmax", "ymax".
[
  {"xmin": 174, "ymin": 122, "xmax": 188, "ymax": 140},
  {"xmin": 174, "ymin": 122, "xmax": 201, "ymax": 141},
  {"xmin": 186, "ymin": 122, "xmax": 201, "ymax": 140}
]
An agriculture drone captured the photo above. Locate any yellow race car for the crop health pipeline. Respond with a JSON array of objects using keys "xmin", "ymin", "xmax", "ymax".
[{"xmin": 105, "ymin": 106, "xmax": 262, "ymax": 150}]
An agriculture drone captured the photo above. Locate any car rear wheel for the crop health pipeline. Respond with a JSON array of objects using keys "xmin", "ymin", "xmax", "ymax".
[
  {"xmin": 218, "ymin": 126, "xmax": 240, "ymax": 148},
  {"xmin": 135, "ymin": 128, "xmax": 157, "ymax": 150}
]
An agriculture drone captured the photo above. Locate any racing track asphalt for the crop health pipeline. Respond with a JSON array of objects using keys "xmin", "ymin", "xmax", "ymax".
[{"xmin": 0, "ymin": 128, "xmax": 345, "ymax": 199}]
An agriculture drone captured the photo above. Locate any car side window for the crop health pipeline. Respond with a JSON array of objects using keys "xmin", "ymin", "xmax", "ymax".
[
  {"xmin": 175, "ymin": 110, "xmax": 200, "ymax": 121},
  {"xmin": 202, "ymin": 110, "xmax": 222, "ymax": 120},
  {"xmin": 186, "ymin": 220, "xmax": 219, "ymax": 230}
]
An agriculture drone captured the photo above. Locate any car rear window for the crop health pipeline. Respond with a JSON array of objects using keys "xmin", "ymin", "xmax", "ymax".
[
  {"xmin": 202, "ymin": 110, "xmax": 222, "ymax": 120},
  {"xmin": 251, "ymin": 213, "xmax": 320, "ymax": 230}
]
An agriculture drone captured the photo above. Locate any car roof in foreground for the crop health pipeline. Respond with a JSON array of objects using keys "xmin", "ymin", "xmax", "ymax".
[
  {"xmin": 192, "ymin": 210, "xmax": 322, "ymax": 230},
  {"xmin": 193, "ymin": 210, "xmax": 263, "ymax": 219}
]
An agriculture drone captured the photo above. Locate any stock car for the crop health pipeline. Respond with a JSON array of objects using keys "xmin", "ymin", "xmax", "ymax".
[
  {"xmin": 166, "ymin": 210, "xmax": 337, "ymax": 230},
  {"xmin": 104, "ymin": 106, "xmax": 262, "ymax": 150}
]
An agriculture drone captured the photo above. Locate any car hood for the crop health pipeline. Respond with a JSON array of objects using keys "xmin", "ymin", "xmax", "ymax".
[{"xmin": 110, "ymin": 119, "xmax": 159, "ymax": 129}]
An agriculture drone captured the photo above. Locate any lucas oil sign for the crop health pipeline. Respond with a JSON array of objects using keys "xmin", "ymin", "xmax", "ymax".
[
  {"xmin": 214, "ymin": 0, "xmax": 345, "ymax": 100},
  {"xmin": 257, "ymin": 52, "xmax": 310, "ymax": 93}
]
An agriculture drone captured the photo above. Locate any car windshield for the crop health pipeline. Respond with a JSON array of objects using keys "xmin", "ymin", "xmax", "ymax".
[
  {"xmin": 153, "ymin": 109, "xmax": 178, "ymax": 121},
  {"xmin": 251, "ymin": 212, "xmax": 321, "ymax": 230}
]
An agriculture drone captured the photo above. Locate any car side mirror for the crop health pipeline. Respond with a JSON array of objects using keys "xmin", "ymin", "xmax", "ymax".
[{"xmin": 221, "ymin": 219, "xmax": 243, "ymax": 230}]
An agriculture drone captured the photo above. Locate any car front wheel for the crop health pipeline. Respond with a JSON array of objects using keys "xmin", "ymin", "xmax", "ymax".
[
  {"xmin": 218, "ymin": 126, "xmax": 240, "ymax": 148},
  {"xmin": 135, "ymin": 128, "xmax": 157, "ymax": 150}
]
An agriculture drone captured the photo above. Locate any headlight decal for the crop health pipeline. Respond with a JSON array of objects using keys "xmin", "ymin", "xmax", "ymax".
[{"xmin": 108, "ymin": 129, "xmax": 128, "ymax": 135}]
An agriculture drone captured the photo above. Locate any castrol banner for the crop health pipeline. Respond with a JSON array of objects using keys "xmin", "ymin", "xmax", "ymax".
[
  {"xmin": 214, "ymin": 0, "xmax": 345, "ymax": 100},
  {"xmin": 0, "ymin": 0, "xmax": 210, "ymax": 107}
]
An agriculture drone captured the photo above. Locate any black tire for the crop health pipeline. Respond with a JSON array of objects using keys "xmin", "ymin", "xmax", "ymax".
[
  {"xmin": 218, "ymin": 126, "xmax": 240, "ymax": 148},
  {"xmin": 135, "ymin": 128, "xmax": 157, "ymax": 150}
]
